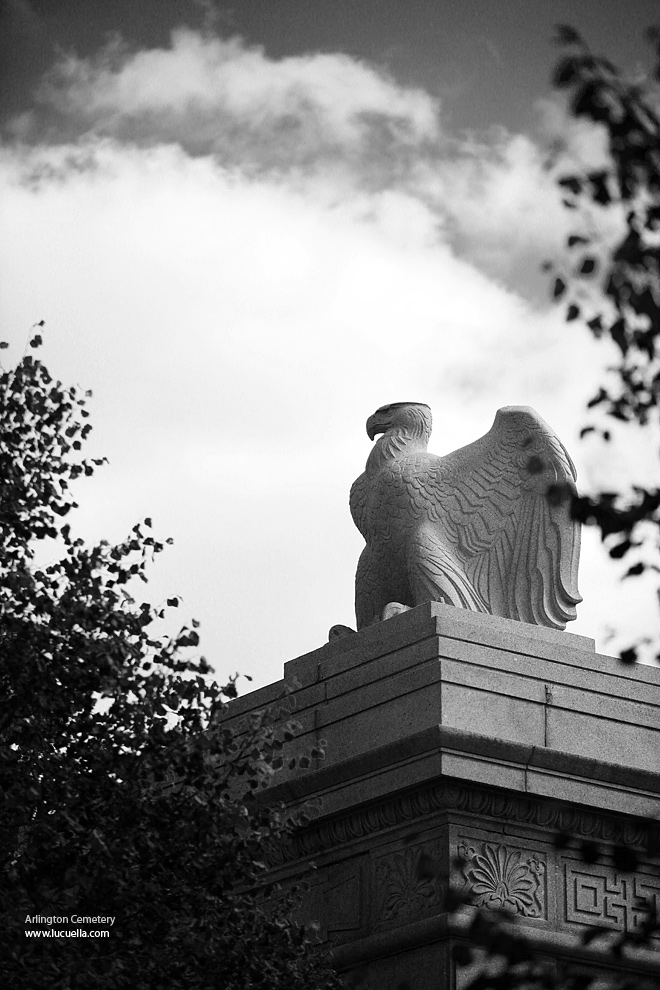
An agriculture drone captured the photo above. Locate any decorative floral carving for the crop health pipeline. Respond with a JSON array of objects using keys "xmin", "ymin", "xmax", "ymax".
[
  {"xmin": 377, "ymin": 846, "xmax": 442, "ymax": 921},
  {"xmin": 458, "ymin": 842, "xmax": 545, "ymax": 917}
]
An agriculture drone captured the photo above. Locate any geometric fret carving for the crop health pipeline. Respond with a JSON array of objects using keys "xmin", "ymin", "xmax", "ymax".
[{"xmin": 564, "ymin": 863, "xmax": 660, "ymax": 934}]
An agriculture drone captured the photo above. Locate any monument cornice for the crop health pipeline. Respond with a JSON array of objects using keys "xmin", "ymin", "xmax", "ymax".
[{"xmin": 266, "ymin": 725, "xmax": 659, "ymax": 865}]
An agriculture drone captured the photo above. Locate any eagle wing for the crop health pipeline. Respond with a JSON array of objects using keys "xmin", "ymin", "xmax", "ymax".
[{"xmin": 426, "ymin": 406, "xmax": 581, "ymax": 628}]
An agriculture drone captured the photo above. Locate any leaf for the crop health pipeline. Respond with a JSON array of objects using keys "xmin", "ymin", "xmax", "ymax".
[
  {"xmin": 553, "ymin": 276, "xmax": 567, "ymax": 299},
  {"xmin": 579, "ymin": 256, "xmax": 597, "ymax": 276},
  {"xmin": 608, "ymin": 539, "xmax": 631, "ymax": 559},
  {"xmin": 620, "ymin": 647, "xmax": 638, "ymax": 665},
  {"xmin": 0, "ymin": 341, "xmax": 8, "ymax": 349},
  {"xmin": 609, "ymin": 318, "xmax": 628, "ymax": 354},
  {"xmin": 553, "ymin": 830, "xmax": 572, "ymax": 850},
  {"xmin": 554, "ymin": 24, "xmax": 584, "ymax": 47},
  {"xmin": 572, "ymin": 81, "xmax": 601, "ymax": 120},
  {"xmin": 581, "ymin": 926, "xmax": 609, "ymax": 946},
  {"xmin": 452, "ymin": 943, "xmax": 475, "ymax": 969},
  {"xmin": 589, "ymin": 171, "xmax": 611, "ymax": 205},
  {"xmin": 568, "ymin": 234, "xmax": 590, "ymax": 248},
  {"xmin": 646, "ymin": 204, "xmax": 660, "ymax": 230},
  {"xmin": 587, "ymin": 387, "xmax": 608, "ymax": 408},
  {"xmin": 566, "ymin": 303, "xmax": 581, "ymax": 321},
  {"xmin": 558, "ymin": 175, "xmax": 582, "ymax": 195},
  {"xmin": 167, "ymin": 597, "xmax": 179, "ymax": 607},
  {"xmin": 624, "ymin": 562, "xmax": 645, "ymax": 577},
  {"xmin": 580, "ymin": 840, "xmax": 600, "ymax": 864},
  {"xmin": 553, "ymin": 56, "xmax": 579, "ymax": 87},
  {"xmin": 91, "ymin": 829, "xmax": 109, "ymax": 855},
  {"xmin": 613, "ymin": 844, "xmax": 639, "ymax": 872}
]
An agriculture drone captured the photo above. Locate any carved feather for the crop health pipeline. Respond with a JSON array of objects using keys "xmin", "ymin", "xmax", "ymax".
[{"xmin": 351, "ymin": 403, "xmax": 581, "ymax": 630}]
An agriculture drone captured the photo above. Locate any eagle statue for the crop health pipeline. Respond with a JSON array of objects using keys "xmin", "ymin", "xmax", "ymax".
[{"xmin": 349, "ymin": 402, "xmax": 581, "ymax": 631}]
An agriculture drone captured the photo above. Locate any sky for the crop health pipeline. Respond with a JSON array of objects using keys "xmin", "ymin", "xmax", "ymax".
[{"xmin": 1, "ymin": 0, "xmax": 659, "ymax": 689}]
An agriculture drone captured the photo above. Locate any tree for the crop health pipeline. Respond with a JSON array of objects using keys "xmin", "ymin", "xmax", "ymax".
[
  {"xmin": 0, "ymin": 331, "xmax": 342, "ymax": 989},
  {"xmin": 545, "ymin": 23, "xmax": 660, "ymax": 666},
  {"xmin": 452, "ymin": 26, "xmax": 660, "ymax": 990}
]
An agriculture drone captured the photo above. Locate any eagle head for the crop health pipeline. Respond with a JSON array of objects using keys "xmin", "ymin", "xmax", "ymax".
[{"xmin": 366, "ymin": 402, "xmax": 432, "ymax": 441}]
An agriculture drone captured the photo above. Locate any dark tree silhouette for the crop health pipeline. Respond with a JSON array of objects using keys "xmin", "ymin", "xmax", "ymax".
[
  {"xmin": 545, "ymin": 24, "xmax": 660, "ymax": 666},
  {"xmin": 0, "ymin": 331, "xmax": 342, "ymax": 989},
  {"xmin": 453, "ymin": 25, "xmax": 660, "ymax": 990}
]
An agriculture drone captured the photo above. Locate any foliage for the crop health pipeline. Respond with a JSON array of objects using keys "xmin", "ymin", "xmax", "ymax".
[
  {"xmin": 452, "ymin": 25, "xmax": 660, "ymax": 990},
  {"xmin": 545, "ymin": 24, "xmax": 660, "ymax": 664},
  {"xmin": 450, "ymin": 840, "xmax": 660, "ymax": 990},
  {"xmin": 0, "ymin": 332, "xmax": 342, "ymax": 989}
]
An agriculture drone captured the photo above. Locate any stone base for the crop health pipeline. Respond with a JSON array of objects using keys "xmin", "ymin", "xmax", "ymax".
[{"xmin": 222, "ymin": 604, "xmax": 660, "ymax": 987}]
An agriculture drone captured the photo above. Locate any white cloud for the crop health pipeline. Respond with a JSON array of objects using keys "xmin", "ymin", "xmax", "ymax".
[
  {"xmin": 423, "ymin": 132, "xmax": 570, "ymax": 280},
  {"xmin": 1, "ymin": 29, "xmax": 654, "ymax": 684},
  {"xmin": 18, "ymin": 28, "xmax": 439, "ymax": 182},
  {"xmin": 535, "ymin": 94, "xmax": 611, "ymax": 173},
  {"xmin": 11, "ymin": 27, "xmax": 576, "ymax": 273}
]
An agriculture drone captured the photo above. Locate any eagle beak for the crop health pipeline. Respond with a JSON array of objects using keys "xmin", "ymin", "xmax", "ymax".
[{"xmin": 366, "ymin": 414, "xmax": 387, "ymax": 440}]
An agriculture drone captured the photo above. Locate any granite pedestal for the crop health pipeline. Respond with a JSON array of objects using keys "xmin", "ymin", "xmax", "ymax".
[{"xmin": 222, "ymin": 603, "xmax": 660, "ymax": 988}]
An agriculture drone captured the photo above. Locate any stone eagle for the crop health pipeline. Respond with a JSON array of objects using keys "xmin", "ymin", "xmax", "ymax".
[{"xmin": 350, "ymin": 402, "xmax": 581, "ymax": 631}]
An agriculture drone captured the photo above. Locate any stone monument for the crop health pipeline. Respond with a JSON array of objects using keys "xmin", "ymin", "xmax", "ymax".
[
  {"xmin": 350, "ymin": 403, "xmax": 581, "ymax": 630},
  {"xmin": 220, "ymin": 404, "xmax": 660, "ymax": 988}
]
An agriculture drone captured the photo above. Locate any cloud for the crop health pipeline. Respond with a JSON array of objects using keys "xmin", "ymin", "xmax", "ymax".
[
  {"xmin": 0, "ymin": 0, "xmax": 46, "ymax": 55},
  {"xmin": 535, "ymin": 94, "xmax": 611, "ymax": 173},
  {"xmin": 2, "ymin": 137, "xmax": 574, "ymax": 445},
  {"xmin": 1, "ymin": 28, "xmax": 650, "ymax": 682},
  {"xmin": 419, "ymin": 131, "xmax": 570, "ymax": 284},
  {"xmin": 14, "ymin": 28, "xmax": 440, "ymax": 182},
  {"xmin": 8, "ymin": 27, "xmax": 576, "ymax": 276}
]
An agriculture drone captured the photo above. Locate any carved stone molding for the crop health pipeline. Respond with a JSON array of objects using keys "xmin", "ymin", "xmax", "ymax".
[
  {"xmin": 456, "ymin": 787, "xmax": 650, "ymax": 849},
  {"xmin": 458, "ymin": 841, "xmax": 546, "ymax": 918},
  {"xmin": 268, "ymin": 778, "xmax": 653, "ymax": 866},
  {"xmin": 563, "ymin": 861, "xmax": 660, "ymax": 935}
]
